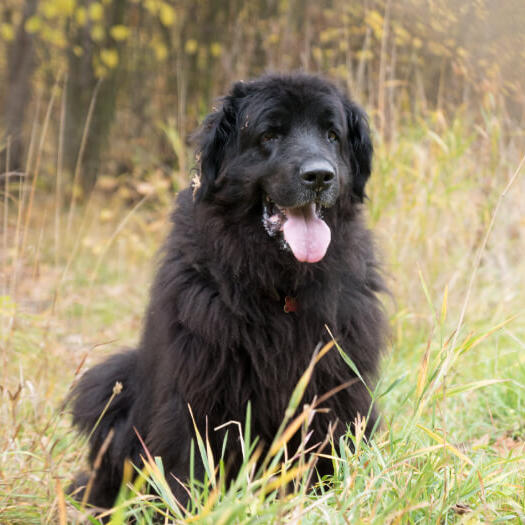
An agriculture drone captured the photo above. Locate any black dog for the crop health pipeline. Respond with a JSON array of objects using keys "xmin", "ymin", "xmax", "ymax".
[{"xmin": 70, "ymin": 73, "xmax": 387, "ymax": 508}]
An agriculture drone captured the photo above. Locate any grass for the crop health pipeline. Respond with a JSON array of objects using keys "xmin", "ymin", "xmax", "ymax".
[{"xmin": 1, "ymin": 108, "xmax": 524, "ymax": 524}]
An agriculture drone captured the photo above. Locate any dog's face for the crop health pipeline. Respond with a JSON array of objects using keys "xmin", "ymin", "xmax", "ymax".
[{"xmin": 193, "ymin": 74, "xmax": 373, "ymax": 263}]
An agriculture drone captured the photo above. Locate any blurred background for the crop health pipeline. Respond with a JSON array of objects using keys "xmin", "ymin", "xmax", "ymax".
[
  {"xmin": 1, "ymin": 1, "xmax": 525, "ymax": 522},
  {"xmin": 1, "ymin": 0, "xmax": 524, "ymax": 193}
]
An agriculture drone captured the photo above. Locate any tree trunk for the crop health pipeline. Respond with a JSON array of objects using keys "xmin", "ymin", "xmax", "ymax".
[
  {"xmin": 64, "ymin": 0, "xmax": 128, "ymax": 194},
  {"xmin": 1, "ymin": 0, "xmax": 38, "ymax": 172}
]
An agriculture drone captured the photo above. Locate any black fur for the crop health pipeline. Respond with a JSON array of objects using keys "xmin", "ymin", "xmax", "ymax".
[{"xmin": 69, "ymin": 73, "xmax": 387, "ymax": 508}]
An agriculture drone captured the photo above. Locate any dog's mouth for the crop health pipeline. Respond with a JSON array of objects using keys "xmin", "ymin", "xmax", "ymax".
[{"xmin": 262, "ymin": 195, "xmax": 331, "ymax": 263}]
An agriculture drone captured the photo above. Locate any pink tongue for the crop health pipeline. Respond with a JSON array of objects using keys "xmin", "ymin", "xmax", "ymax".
[{"xmin": 282, "ymin": 203, "xmax": 331, "ymax": 263}]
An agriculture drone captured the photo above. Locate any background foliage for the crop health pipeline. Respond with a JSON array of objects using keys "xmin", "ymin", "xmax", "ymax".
[{"xmin": 1, "ymin": 0, "xmax": 524, "ymax": 191}]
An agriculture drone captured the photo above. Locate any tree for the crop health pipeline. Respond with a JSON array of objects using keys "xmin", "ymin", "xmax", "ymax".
[
  {"xmin": 1, "ymin": 0, "xmax": 37, "ymax": 172},
  {"xmin": 64, "ymin": 0, "xmax": 129, "ymax": 194}
]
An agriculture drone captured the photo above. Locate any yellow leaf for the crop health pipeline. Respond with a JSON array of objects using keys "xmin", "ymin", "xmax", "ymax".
[
  {"xmin": 319, "ymin": 29, "xmax": 335, "ymax": 44},
  {"xmin": 76, "ymin": 6, "xmax": 87, "ymax": 25},
  {"xmin": 159, "ymin": 3, "xmax": 176, "ymax": 26},
  {"xmin": 42, "ymin": 2, "xmax": 58, "ymax": 18},
  {"xmin": 25, "ymin": 16, "xmax": 42, "ymax": 34},
  {"xmin": 110, "ymin": 24, "xmax": 130, "ymax": 41},
  {"xmin": 91, "ymin": 25, "xmax": 105, "ymax": 42},
  {"xmin": 210, "ymin": 42, "xmax": 222, "ymax": 57},
  {"xmin": 55, "ymin": 0, "xmax": 76, "ymax": 16},
  {"xmin": 267, "ymin": 33, "xmax": 279, "ymax": 45},
  {"xmin": 0, "ymin": 23, "xmax": 14, "ymax": 41},
  {"xmin": 100, "ymin": 209, "xmax": 115, "ymax": 222},
  {"xmin": 365, "ymin": 10, "xmax": 383, "ymax": 27},
  {"xmin": 393, "ymin": 25, "xmax": 410, "ymax": 44},
  {"xmin": 365, "ymin": 10, "xmax": 384, "ymax": 38},
  {"xmin": 144, "ymin": 0, "xmax": 159, "ymax": 14},
  {"xmin": 153, "ymin": 42, "xmax": 167, "ymax": 61},
  {"xmin": 356, "ymin": 49, "xmax": 373, "ymax": 61},
  {"xmin": 185, "ymin": 39, "xmax": 198, "ymax": 55},
  {"xmin": 100, "ymin": 48, "xmax": 119, "ymax": 69},
  {"xmin": 89, "ymin": 2, "xmax": 104, "ymax": 21},
  {"xmin": 41, "ymin": 24, "xmax": 66, "ymax": 48},
  {"xmin": 312, "ymin": 47, "xmax": 322, "ymax": 62}
]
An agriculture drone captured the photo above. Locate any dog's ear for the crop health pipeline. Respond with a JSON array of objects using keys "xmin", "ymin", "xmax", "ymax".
[
  {"xmin": 343, "ymin": 99, "xmax": 373, "ymax": 202},
  {"xmin": 192, "ymin": 82, "xmax": 247, "ymax": 201}
]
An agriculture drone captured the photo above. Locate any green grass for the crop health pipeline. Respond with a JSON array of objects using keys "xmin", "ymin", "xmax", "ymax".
[{"xmin": 1, "ymin": 112, "xmax": 524, "ymax": 524}]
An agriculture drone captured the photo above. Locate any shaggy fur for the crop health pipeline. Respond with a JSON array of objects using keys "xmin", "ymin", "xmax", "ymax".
[{"xmin": 70, "ymin": 73, "xmax": 387, "ymax": 509}]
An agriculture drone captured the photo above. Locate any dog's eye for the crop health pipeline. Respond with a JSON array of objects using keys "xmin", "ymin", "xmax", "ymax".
[
  {"xmin": 327, "ymin": 130, "xmax": 339, "ymax": 143},
  {"xmin": 261, "ymin": 131, "xmax": 280, "ymax": 144}
]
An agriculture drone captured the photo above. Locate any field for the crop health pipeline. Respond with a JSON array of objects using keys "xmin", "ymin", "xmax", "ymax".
[{"xmin": 1, "ymin": 112, "xmax": 524, "ymax": 523}]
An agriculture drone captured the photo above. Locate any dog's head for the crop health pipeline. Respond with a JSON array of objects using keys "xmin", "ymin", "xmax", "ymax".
[{"xmin": 193, "ymin": 73, "xmax": 373, "ymax": 263}]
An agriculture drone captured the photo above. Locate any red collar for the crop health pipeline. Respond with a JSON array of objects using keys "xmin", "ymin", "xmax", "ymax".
[{"xmin": 283, "ymin": 295, "xmax": 298, "ymax": 313}]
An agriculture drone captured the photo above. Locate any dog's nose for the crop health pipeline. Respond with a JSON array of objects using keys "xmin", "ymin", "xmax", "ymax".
[{"xmin": 300, "ymin": 160, "xmax": 335, "ymax": 191}]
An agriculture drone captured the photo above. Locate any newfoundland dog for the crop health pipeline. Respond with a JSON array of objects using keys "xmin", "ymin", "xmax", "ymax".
[{"xmin": 70, "ymin": 73, "xmax": 387, "ymax": 508}]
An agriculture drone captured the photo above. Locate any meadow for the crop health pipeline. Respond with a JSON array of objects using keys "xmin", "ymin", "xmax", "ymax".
[{"xmin": 1, "ymin": 108, "xmax": 524, "ymax": 523}]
